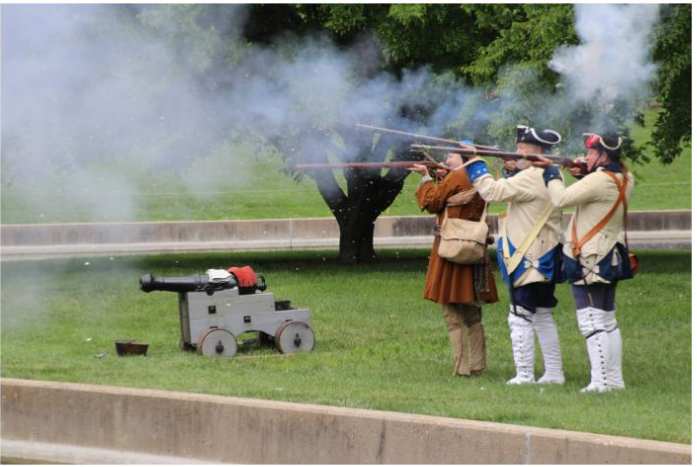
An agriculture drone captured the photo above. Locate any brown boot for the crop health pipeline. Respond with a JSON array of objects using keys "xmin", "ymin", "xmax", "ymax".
[
  {"xmin": 447, "ymin": 326, "xmax": 471, "ymax": 376},
  {"xmin": 443, "ymin": 304, "xmax": 471, "ymax": 376},
  {"xmin": 468, "ymin": 321, "xmax": 486, "ymax": 374}
]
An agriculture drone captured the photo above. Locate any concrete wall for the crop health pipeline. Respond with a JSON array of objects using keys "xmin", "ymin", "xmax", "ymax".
[
  {"xmin": 1, "ymin": 378, "xmax": 691, "ymax": 464},
  {"xmin": 0, "ymin": 211, "xmax": 690, "ymax": 260}
]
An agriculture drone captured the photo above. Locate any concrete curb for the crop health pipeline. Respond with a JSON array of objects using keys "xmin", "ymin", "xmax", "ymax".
[
  {"xmin": 0, "ymin": 211, "xmax": 691, "ymax": 260},
  {"xmin": 0, "ymin": 439, "xmax": 210, "ymax": 465},
  {"xmin": 1, "ymin": 378, "xmax": 691, "ymax": 464}
]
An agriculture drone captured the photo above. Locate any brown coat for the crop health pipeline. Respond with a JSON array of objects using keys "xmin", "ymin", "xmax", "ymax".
[{"xmin": 416, "ymin": 170, "xmax": 499, "ymax": 305}]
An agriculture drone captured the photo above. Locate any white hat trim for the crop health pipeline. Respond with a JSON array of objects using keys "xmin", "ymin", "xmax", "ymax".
[
  {"xmin": 582, "ymin": 133, "xmax": 623, "ymax": 150},
  {"xmin": 530, "ymin": 128, "xmax": 561, "ymax": 145}
]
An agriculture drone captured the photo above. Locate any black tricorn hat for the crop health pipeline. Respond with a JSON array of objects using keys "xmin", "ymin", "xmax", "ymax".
[
  {"xmin": 583, "ymin": 133, "xmax": 622, "ymax": 152},
  {"xmin": 516, "ymin": 125, "xmax": 562, "ymax": 149}
]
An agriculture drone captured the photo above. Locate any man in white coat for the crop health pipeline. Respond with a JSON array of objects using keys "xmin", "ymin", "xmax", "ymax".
[
  {"xmin": 533, "ymin": 132, "xmax": 634, "ymax": 392},
  {"xmin": 463, "ymin": 125, "xmax": 566, "ymax": 385}
]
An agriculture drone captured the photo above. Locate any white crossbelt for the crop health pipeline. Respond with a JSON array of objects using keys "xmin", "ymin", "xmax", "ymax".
[{"xmin": 501, "ymin": 203, "xmax": 555, "ymax": 275}]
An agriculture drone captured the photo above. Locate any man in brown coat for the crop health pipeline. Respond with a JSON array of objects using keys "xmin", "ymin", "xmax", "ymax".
[{"xmin": 409, "ymin": 150, "xmax": 499, "ymax": 377}]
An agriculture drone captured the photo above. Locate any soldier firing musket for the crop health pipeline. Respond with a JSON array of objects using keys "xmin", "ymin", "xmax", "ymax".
[
  {"xmin": 456, "ymin": 125, "xmax": 568, "ymax": 386},
  {"xmin": 532, "ymin": 132, "xmax": 636, "ymax": 393},
  {"xmin": 409, "ymin": 139, "xmax": 500, "ymax": 378}
]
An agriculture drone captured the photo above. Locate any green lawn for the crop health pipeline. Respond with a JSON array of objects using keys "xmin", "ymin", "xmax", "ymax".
[
  {"xmin": 0, "ymin": 110, "xmax": 690, "ymax": 224},
  {"xmin": 623, "ymin": 109, "xmax": 692, "ymax": 212},
  {"xmin": 1, "ymin": 249, "xmax": 690, "ymax": 443}
]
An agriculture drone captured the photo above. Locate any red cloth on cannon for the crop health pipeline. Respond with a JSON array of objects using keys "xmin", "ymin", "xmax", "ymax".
[{"xmin": 227, "ymin": 266, "xmax": 257, "ymax": 287}]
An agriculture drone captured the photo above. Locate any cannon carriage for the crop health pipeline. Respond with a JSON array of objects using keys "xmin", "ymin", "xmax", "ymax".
[{"xmin": 140, "ymin": 267, "xmax": 314, "ymax": 356}]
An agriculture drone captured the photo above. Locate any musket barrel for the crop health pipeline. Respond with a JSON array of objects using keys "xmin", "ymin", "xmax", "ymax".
[
  {"xmin": 295, "ymin": 161, "xmax": 450, "ymax": 171},
  {"xmin": 411, "ymin": 144, "xmax": 576, "ymax": 167},
  {"xmin": 356, "ymin": 124, "xmax": 499, "ymax": 151}
]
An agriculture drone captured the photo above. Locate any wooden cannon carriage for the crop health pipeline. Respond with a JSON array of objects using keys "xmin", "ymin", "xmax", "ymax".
[{"xmin": 140, "ymin": 267, "xmax": 314, "ymax": 356}]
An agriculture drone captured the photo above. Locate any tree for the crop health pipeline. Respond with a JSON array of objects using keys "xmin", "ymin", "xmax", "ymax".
[
  {"xmin": 126, "ymin": 5, "xmax": 691, "ymax": 263},
  {"xmin": 300, "ymin": 4, "xmax": 502, "ymax": 76},
  {"xmin": 238, "ymin": 5, "xmax": 500, "ymax": 263},
  {"xmin": 650, "ymin": 4, "xmax": 691, "ymax": 163},
  {"xmin": 240, "ymin": 5, "xmax": 500, "ymax": 263},
  {"xmin": 297, "ymin": 132, "xmax": 417, "ymax": 263}
]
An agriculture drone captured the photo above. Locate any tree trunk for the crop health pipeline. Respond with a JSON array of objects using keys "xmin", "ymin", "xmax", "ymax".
[
  {"xmin": 337, "ymin": 210, "xmax": 378, "ymax": 264},
  {"xmin": 310, "ymin": 164, "xmax": 410, "ymax": 264}
]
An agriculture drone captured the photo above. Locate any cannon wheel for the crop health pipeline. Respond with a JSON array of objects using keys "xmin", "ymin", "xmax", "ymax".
[
  {"xmin": 274, "ymin": 321, "xmax": 315, "ymax": 354},
  {"xmin": 196, "ymin": 328, "xmax": 237, "ymax": 357}
]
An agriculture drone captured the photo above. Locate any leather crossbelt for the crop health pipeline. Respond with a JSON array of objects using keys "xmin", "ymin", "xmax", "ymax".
[{"xmin": 571, "ymin": 167, "xmax": 629, "ymax": 257}]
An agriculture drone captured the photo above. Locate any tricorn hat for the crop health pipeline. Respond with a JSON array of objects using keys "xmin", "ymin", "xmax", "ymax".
[
  {"xmin": 516, "ymin": 125, "xmax": 562, "ymax": 149},
  {"xmin": 583, "ymin": 133, "xmax": 622, "ymax": 152}
]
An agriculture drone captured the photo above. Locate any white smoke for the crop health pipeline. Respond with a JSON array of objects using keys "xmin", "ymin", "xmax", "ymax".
[
  {"xmin": 2, "ymin": 5, "xmax": 488, "ymax": 222},
  {"xmin": 1, "ymin": 4, "xmax": 666, "ymax": 338},
  {"xmin": 1, "ymin": 5, "xmax": 252, "ymax": 220},
  {"xmin": 549, "ymin": 4, "xmax": 659, "ymax": 109},
  {"xmin": 1, "ymin": 4, "xmax": 663, "ymax": 224}
]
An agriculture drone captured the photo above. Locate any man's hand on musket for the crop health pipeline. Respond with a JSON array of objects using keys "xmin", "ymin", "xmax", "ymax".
[
  {"xmin": 435, "ymin": 168, "xmax": 448, "ymax": 178},
  {"xmin": 457, "ymin": 142, "xmax": 475, "ymax": 160},
  {"xmin": 532, "ymin": 155, "xmax": 587, "ymax": 178},
  {"xmin": 407, "ymin": 164, "xmax": 430, "ymax": 176},
  {"xmin": 566, "ymin": 157, "xmax": 588, "ymax": 178},
  {"xmin": 503, "ymin": 158, "xmax": 517, "ymax": 172},
  {"xmin": 530, "ymin": 155, "xmax": 553, "ymax": 168}
]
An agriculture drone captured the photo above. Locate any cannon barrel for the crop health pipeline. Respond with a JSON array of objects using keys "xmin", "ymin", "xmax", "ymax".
[
  {"xmin": 140, "ymin": 273, "xmax": 267, "ymax": 294},
  {"xmin": 139, "ymin": 274, "xmax": 233, "ymax": 293}
]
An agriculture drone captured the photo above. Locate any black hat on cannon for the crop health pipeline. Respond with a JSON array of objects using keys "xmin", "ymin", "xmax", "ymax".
[{"xmin": 516, "ymin": 125, "xmax": 562, "ymax": 152}]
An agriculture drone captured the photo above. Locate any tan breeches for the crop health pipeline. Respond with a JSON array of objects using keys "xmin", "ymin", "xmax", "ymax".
[{"xmin": 442, "ymin": 304, "xmax": 485, "ymax": 376}]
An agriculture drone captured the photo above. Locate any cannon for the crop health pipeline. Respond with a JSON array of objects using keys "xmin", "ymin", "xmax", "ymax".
[{"xmin": 140, "ymin": 266, "xmax": 314, "ymax": 357}]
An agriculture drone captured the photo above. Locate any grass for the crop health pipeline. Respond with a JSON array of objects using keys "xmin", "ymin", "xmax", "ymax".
[
  {"xmin": 0, "ymin": 110, "xmax": 691, "ymax": 224},
  {"xmin": 1, "ymin": 249, "xmax": 690, "ymax": 443},
  {"xmin": 623, "ymin": 109, "xmax": 692, "ymax": 211}
]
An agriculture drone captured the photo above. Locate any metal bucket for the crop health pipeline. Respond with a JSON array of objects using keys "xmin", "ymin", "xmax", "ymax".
[{"xmin": 115, "ymin": 340, "xmax": 149, "ymax": 356}]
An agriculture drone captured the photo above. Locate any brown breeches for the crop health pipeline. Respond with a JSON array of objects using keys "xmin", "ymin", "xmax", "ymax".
[{"xmin": 442, "ymin": 304, "xmax": 485, "ymax": 376}]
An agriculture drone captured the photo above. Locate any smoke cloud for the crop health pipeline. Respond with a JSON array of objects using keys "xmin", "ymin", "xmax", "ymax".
[
  {"xmin": 1, "ymin": 4, "xmax": 661, "ymax": 224},
  {"xmin": 1, "ymin": 5, "xmax": 488, "ymax": 223},
  {"xmin": 548, "ymin": 4, "xmax": 660, "ymax": 130},
  {"xmin": 0, "ymin": 4, "xmax": 663, "ymax": 334}
]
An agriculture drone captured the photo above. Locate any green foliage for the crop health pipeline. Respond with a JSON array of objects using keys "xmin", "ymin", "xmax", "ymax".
[
  {"xmin": 138, "ymin": 5, "xmax": 221, "ymax": 73},
  {"xmin": 137, "ymin": 5, "xmax": 250, "ymax": 72},
  {"xmin": 299, "ymin": 5, "xmax": 493, "ymax": 74},
  {"xmin": 243, "ymin": 5, "xmax": 312, "ymax": 44},
  {"xmin": 135, "ymin": 4, "xmax": 688, "ymax": 170},
  {"xmin": 462, "ymin": 5, "xmax": 576, "ymax": 86},
  {"xmin": 378, "ymin": 5, "xmax": 471, "ymax": 71},
  {"xmin": 650, "ymin": 5, "xmax": 691, "ymax": 163},
  {"xmin": 1, "ymin": 250, "xmax": 691, "ymax": 443},
  {"xmin": 119, "ymin": 4, "xmax": 693, "ymax": 168},
  {"xmin": 317, "ymin": 4, "xmax": 371, "ymax": 36}
]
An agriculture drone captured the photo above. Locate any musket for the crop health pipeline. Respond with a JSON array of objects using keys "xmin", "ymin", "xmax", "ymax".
[
  {"xmin": 356, "ymin": 124, "xmax": 499, "ymax": 151},
  {"xmin": 295, "ymin": 161, "xmax": 450, "ymax": 171},
  {"xmin": 411, "ymin": 144, "xmax": 588, "ymax": 173}
]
